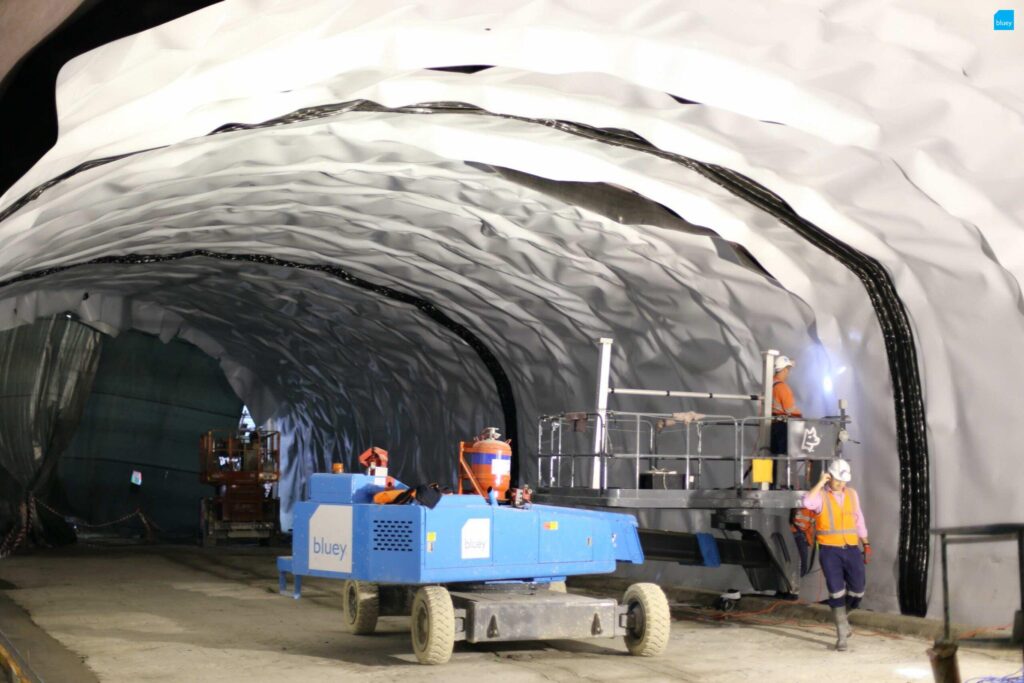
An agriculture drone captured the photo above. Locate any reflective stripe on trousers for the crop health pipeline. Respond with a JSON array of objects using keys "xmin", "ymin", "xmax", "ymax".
[{"xmin": 819, "ymin": 545, "xmax": 866, "ymax": 609}]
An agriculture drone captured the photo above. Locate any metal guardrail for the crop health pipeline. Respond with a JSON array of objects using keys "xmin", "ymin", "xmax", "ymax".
[
  {"xmin": 537, "ymin": 410, "xmax": 847, "ymax": 492},
  {"xmin": 931, "ymin": 524, "xmax": 1024, "ymax": 667}
]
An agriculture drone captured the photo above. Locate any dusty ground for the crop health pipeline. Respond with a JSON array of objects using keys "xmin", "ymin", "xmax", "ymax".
[{"xmin": 0, "ymin": 542, "xmax": 1018, "ymax": 683}]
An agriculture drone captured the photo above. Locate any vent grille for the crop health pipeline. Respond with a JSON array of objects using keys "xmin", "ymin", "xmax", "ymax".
[{"xmin": 372, "ymin": 519, "xmax": 414, "ymax": 552}]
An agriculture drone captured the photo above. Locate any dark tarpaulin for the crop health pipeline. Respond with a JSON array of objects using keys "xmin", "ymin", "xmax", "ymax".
[{"xmin": 0, "ymin": 316, "xmax": 103, "ymax": 551}]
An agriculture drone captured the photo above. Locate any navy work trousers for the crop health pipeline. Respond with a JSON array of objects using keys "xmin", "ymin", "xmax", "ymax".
[{"xmin": 819, "ymin": 544, "xmax": 865, "ymax": 609}]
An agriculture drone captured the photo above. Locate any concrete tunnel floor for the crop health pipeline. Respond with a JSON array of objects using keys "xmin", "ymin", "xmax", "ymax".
[{"xmin": 0, "ymin": 541, "xmax": 1018, "ymax": 683}]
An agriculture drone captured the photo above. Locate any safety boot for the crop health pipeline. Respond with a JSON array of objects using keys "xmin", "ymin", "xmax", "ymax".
[{"xmin": 831, "ymin": 606, "xmax": 851, "ymax": 651}]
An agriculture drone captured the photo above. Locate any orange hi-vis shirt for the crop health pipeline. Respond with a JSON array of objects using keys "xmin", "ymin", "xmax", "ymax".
[
  {"xmin": 815, "ymin": 488, "xmax": 862, "ymax": 547},
  {"xmin": 791, "ymin": 508, "xmax": 817, "ymax": 544},
  {"xmin": 772, "ymin": 380, "xmax": 802, "ymax": 417}
]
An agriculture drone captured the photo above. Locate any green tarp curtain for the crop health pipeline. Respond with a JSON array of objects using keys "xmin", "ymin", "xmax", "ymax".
[{"xmin": 0, "ymin": 316, "xmax": 103, "ymax": 544}]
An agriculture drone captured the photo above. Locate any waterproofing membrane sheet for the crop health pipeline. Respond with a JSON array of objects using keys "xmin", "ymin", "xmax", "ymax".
[
  {"xmin": 0, "ymin": 317, "xmax": 102, "ymax": 531},
  {"xmin": 0, "ymin": 0, "xmax": 1022, "ymax": 624},
  {"xmin": 0, "ymin": 317, "xmax": 102, "ymax": 485}
]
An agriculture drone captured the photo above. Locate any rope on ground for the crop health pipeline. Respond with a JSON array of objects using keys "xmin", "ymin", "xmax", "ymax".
[
  {"xmin": 32, "ymin": 497, "xmax": 157, "ymax": 531},
  {"xmin": 0, "ymin": 502, "xmax": 31, "ymax": 560},
  {"xmin": 0, "ymin": 496, "xmax": 159, "ymax": 560},
  {"xmin": 959, "ymin": 624, "xmax": 1013, "ymax": 640}
]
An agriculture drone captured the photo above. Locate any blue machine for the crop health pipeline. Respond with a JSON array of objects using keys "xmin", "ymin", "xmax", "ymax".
[
  {"xmin": 278, "ymin": 473, "xmax": 643, "ymax": 587},
  {"xmin": 277, "ymin": 473, "xmax": 669, "ymax": 664}
]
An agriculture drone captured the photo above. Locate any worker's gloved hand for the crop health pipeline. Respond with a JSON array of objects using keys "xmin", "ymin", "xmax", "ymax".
[{"xmin": 862, "ymin": 543, "xmax": 872, "ymax": 564}]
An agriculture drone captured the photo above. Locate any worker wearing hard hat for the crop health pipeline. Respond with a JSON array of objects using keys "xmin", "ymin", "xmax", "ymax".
[
  {"xmin": 771, "ymin": 355, "xmax": 802, "ymax": 420},
  {"xmin": 801, "ymin": 459, "xmax": 871, "ymax": 652},
  {"xmin": 770, "ymin": 355, "xmax": 802, "ymax": 488}
]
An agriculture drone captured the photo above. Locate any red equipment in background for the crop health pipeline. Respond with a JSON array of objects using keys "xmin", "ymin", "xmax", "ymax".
[{"xmin": 199, "ymin": 428, "xmax": 281, "ymax": 546}]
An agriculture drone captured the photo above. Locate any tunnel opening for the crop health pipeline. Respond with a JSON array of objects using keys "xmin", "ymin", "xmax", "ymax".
[
  {"xmin": 0, "ymin": 247, "xmax": 523, "ymax": 545},
  {"xmin": 57, "ymin": 328, "xmax": 243, "ymax": 539}
]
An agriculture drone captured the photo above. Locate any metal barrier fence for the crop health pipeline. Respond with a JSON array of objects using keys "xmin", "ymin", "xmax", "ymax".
[{"xmin": 537, "ymin": 410, "xmax": 847, "ymax": 492}]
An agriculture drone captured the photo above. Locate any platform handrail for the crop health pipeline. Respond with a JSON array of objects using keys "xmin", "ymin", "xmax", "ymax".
[{"xmin": 537, "ymin": 410, "xmax": 846, "ymax": 492}]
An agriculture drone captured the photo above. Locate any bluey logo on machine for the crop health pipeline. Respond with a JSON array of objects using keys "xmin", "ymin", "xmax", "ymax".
[
  {"xmin": 308, "ymin": 505, "xmax": 353, "ymax": 573},
  {"xmin": 312, "ymin": 537, "xmax": 348, "ymax": 562},
  {"xmin": 461, "ymin": 518, "xmax": 491, "ymax": 560}
]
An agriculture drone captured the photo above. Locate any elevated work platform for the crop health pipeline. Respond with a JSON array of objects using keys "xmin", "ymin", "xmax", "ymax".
[{"xmin": 532, "ymin": 338, "xmax": 853, "ymax": 594}]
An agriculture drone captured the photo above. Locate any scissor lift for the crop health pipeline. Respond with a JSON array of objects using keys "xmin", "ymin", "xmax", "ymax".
[
  {"xmin": 199, "ymin": 429, "xmax": 281, "ymax": 546},
  {"xmin": 277, "ymin": 472, "xmax": 670, "ymax": 664}
]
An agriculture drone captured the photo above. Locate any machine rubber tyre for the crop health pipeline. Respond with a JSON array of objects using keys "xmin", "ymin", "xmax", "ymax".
[
  {"xmin": 622, "ymin": 583, "xmax": 670, "ymax": 656},
  {"xmin": 342, "ymin": 580, "xmax": 379, "ymax": 635},
  {"xmin": 411, "ymin": 586, "xmax": 455, "ymax": 665}
]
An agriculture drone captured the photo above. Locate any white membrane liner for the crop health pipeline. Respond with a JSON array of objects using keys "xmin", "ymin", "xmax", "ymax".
[{"xmin": 2, "ymin": 0, "xmax": 1021, "ymax": 624}]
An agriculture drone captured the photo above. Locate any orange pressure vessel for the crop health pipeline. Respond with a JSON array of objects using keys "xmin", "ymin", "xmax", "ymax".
[{"xmin": 460, "ymin": 428, "xmax": 512, "ymax": 499}]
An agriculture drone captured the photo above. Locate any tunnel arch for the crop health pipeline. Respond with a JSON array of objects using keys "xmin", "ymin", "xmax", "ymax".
[
  {"xmin": 0, "ymin": 96, "xmax": 929, "ymax": 610},
  {"xmin": 3, "ymin": 1, "xmax": 1023, "ymax": 626},
  {"xmin": 4, "ymin": 101, "xmax": 913, "ymax": 610}
]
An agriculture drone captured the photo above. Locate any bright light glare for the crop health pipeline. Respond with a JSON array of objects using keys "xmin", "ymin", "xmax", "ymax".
[{"xmin": 823, "ymin": 375, "xmax": 833, "ymax": 393}]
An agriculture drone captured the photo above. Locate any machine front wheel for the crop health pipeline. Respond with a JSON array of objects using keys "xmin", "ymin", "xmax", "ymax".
[
  {"xmin": 411, "ymin": 586, "xmax": 455, "ymax": 665},
  {"xmin": 342, "ymin": 580, "xmax": 379, "ymax": 635},
  {"xmin": 622, "ymin": 583, "xmax": 670, "ymax": 656}
]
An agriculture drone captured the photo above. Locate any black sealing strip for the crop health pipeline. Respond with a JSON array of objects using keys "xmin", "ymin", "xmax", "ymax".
[
  {"xmin": 0, "ymin": 250, "xmax": 521, "ymax": 487},
  {"xmin": 0, "ymin": 98, "xmax": 930, "ymax": 615}
]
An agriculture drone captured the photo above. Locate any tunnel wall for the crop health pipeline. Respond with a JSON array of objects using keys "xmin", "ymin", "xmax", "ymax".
[{"xmin": 1, "ymin": 0, "xmax": 1022, "ymax": 625}]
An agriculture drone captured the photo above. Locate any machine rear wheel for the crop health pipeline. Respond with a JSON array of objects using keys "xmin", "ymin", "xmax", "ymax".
[
  {"xmin": 411, "ymin": 586, "xmax": 455, "ymax": 665},
  {"xmin": 622, "ymin": 583, "xmax": 670, "ymax": 656},
  {"xmin": 342, "ymin": 580, "xmax": 379, "ymax": 635}
]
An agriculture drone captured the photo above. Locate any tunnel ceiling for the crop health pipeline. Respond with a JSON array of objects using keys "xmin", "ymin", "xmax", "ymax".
[
  {"xmin": 0, "ymin": 125, "xmax": 830, "ymax": 479},
  {"xmin": 2, "ymin": 0, "xmax": 1024, "ymax": 625}
]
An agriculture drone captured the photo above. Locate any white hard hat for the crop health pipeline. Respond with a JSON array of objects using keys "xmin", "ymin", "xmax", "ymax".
[
  {"xmin": 774, "ymin": 355, "xmax": 795, "ymax": 373},
  {"xmin": 827, "ymin": 458, "xmax": 852, "ymax": 482}
]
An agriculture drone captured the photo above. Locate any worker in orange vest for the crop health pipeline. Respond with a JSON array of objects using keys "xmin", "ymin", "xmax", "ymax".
[
  {"xmin": 770, "ymin": 355, "xmax": 802, "ymax": 488},
  {"xmin": 801, "ymin": 459, "xmax": 871, "ymax": 652},
  {"xmin": 772, "ymin": 356, "xmax": 802, "ymax": 419}
]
